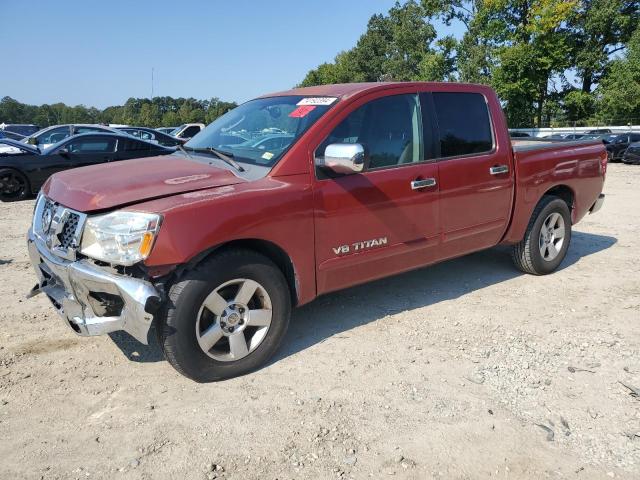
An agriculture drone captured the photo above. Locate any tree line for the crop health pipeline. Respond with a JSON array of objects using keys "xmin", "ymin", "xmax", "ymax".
[
  {"xmin": 0, "ymin": 96, "xmax": 237, "ymax": 129},
  {"xmin": 300, "ymin": 0, "xmax": 639, "ymax": 128}
]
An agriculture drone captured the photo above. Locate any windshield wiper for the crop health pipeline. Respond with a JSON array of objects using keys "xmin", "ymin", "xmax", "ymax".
[{"xmin": 184, "ymin": 146, "xmax": 245, "ymax": 172}]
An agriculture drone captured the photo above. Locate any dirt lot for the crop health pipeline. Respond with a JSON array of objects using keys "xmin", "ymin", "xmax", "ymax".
[{"xmin": 0, "ymin": 164, "xmax": 638, "ymax": 480}]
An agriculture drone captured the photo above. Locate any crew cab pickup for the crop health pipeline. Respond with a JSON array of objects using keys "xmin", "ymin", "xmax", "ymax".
[{"xmin": 27, "ymin": 82, "xmax": 607, "ymax": 382}]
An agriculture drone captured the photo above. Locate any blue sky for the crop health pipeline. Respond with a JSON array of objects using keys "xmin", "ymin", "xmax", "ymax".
[{"xmin": 0, "ymin": 0, "xmax": 464, "ymax": 108}]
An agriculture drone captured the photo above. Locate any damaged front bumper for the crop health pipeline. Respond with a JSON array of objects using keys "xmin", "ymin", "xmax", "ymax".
[{"xmin": 27, "ymin": 229, "xmax": 161, "ymax": 344}]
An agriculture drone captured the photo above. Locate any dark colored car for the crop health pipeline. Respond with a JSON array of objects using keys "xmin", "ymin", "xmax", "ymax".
[
  {"xmin": 509, "ymin": 131, "xmax": 530, "ymax": 138},
  {"xmin": 586, "ymin": 128, "xmax": 612, "ymax": 134},
  {"xmin": 21, "ymin": 124, "xmax": 116, "ymax": 149},
  {"xmin": 0, "ymin": 130, "xmax": 25, "ymax": 141},
  {"xmin": 622, "ymin": 142, "xmax": 640, "ymax": 164},
  {"xmin": 0, "ymin": 132, "xmax": 175, "ymax": 201},
  {"xmin": 116, "ymin": 126, "xmax": 186, "ymax": 147},
  {"xmin": 0, "ymin": 124, "xmax": 40, "ymax": 137},
  {"xmin": 605, "ymin": 132, "xmax": 640, "ymax": 161}
]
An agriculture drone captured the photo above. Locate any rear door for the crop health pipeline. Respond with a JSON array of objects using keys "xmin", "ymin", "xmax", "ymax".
[
  {"xmin": 312, "ymin": 92, "xmax": 440, "ymax": 294},
  {"xmin": 425, "ymin": 91, "xmax": 513, "ymax": 257}
]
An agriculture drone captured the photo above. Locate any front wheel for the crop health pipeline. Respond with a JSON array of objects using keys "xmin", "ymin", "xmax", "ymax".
[
  {"xmin": 0, "ymin": 168, "xmax": 30, "ymax": 202},
  {"xmin": 158, "ymin": 249, "xmax": 291, "ymax": 382},
  {"xmin": 512, "ymin": 196, "xmax": 572, "ymax": 275}
]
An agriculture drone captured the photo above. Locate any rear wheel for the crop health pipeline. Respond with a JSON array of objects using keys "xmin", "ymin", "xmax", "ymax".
[
  {"xmin": 158, "ymin": 249, "xmax": 291, "ymax": 382},
  {"xmin": 0, "ymin": 168, "xmax": 29, "ymax": 202},
  {"xmin": 512, "ymin": 196, "xmax": 572, "ymax": 275}
]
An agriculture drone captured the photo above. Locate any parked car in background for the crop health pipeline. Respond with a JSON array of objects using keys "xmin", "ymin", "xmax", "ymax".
[
  {"xmin": 0, "ymin": 132, "xmax": 175, "ymax": 201},
  {"xmin": 622, "ymin": 142, "xmax": 640, "ymax": 164},
  {"xmin": 0, "ymin": 124, "xmax": 39, "ymax": 140},
  {"xmin": 580, "ymin": 133, "xmax": 617, "ymax": 143},
  {"xmin": 563, "ymin": 133, "xmax": 586, "ymax": 140},
  {"xmin": 604, "ymin": 132, "xmax": 640, "ymax": 161},
  {"xmin": 116, "ymin": 126, "xmax": 186, "ymax": 147},
  {"xmin": 26, "ymin": 82, "xmax": 607, "ymax": 381},
  {"xmin": 586, "ymin": 128, "xmax": 612, "ymax": 134},
  {"xmin": 171, "ymin": 123, "xmax": 205, "ymax": 140},
  {"xmin": 156, "ymin": 127, "xmax": 178, "ymax": 135},
  {"xmin": 509, "ymin": 131, "xmax": 530, "ymax": 138},
  {"xmin": 0, "ymin": 130, "xmax": 25, "ymax": 141},
  {"xmin": 0, "ymin": 124, "xmax": 116, "ymax": 154}
]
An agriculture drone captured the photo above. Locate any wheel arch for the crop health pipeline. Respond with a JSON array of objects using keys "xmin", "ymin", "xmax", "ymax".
[
  {"xmin": 543, "ymin": 184, "xmax": 575, "ymax": 212},
  {"xmin": 181, "ymin": 238, "xmax": 300, "ymax": 306}
]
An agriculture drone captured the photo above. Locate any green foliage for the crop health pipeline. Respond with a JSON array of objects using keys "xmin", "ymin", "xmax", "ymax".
[
  {"xmin": 299, "ymin": 1, "xmax": 455, "ymax": 86},
  {"xmin": 301, "ymin": 0, "xmax": 640, "ymax": 127},
  {"xmin": 596, "ymin": 26, "xmax": 640, "ymax": 123},
  {"xmin": 0, "ymin": 96, "xmax": 237, "ymax": 129}
]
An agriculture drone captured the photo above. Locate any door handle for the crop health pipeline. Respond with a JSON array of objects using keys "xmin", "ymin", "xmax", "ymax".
[
  {"xmin": 489, "ymin": 165, "xmax": 509, "ymax": 175},
  {"xmin": 411, "ymin": 178, "xmax": 437, "ymax": 190}
]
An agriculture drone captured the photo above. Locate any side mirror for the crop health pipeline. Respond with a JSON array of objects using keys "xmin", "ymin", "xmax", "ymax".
[
  {"xmin": 27, "ymin": 137, "xmax": 39, "ymax": 145},
  {"xmin": 318, "ymin": 143, "xmax": 368, "ymax": 175},
  {"xmin": 58, "ymin": 147, "xmax": 70, "ymax": 156}
]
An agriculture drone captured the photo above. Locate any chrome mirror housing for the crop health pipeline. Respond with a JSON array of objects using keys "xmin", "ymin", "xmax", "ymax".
[{"xmin": 319, "ymin": 143, "xmax": 368, "ymax": 175}]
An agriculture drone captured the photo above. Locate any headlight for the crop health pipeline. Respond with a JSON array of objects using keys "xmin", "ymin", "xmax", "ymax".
[{"xmin": 80, "ymin": 211, "xmax": 161, "ymax": 266}]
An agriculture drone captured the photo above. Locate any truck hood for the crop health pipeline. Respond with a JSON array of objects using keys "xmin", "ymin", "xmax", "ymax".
[{"xmin": 43, "ymin": 154, "xmax": 247, "ymax": 212}]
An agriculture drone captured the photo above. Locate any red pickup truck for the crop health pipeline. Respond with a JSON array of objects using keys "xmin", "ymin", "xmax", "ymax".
[{"xmin": 27, "ymin": 82, "xmax": 606, "ymax": 381}]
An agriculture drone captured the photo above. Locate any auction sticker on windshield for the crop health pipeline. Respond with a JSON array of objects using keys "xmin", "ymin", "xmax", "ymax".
[
  {"xmin": 297, "ymin": 97, "xmax": 337, "ymax": 106},
  {"xmin": 289, "ymin": 105, "xmax": 316, "ymax": 118}
]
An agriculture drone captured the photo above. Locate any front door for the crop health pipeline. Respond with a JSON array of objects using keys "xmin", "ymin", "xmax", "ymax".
[
  {"xmin": 62, "ymin": 135, "xmax": 118, "ymax": 168},
  {"xmin": 313, "ymin": 93, "xmax": 440, "ymax": 295}
]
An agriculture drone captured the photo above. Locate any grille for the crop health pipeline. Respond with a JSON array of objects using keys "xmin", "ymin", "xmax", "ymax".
[
  {"xmin": 35, "ymin": 195, "xmax": 85, "ymax": 258},
  {"xmin": 60, "ymin": 213, "xmax": 80, "ymax": 248}
]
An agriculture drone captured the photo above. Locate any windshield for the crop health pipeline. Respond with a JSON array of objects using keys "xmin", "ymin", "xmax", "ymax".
[
  {"xmin": 170, "ymin": 125, "xmax": 185, "ymax": 136},
  {"xmin": 185, "ymin": 95, "xmax": 337, "ymax": 167}
]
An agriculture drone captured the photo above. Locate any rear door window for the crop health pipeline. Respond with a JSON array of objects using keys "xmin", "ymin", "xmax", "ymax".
[
  {"xmin": 120, "ymin": 139, "xmax": 153, "ymax": 151},
  {"xmin": 65, "ymin": 137, "xmax": 117, "ymax": 153},
  {"xmin": 432, "ymin": 92, "xmax": 493, "ymax": 157}
]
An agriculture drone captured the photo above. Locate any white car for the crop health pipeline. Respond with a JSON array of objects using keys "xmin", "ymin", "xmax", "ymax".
[{"xmin": 171, "ymin": 123, "xmax": 205, "ymax": 139}]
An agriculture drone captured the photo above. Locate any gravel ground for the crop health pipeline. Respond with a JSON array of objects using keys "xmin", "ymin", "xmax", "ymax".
[{"xmin": 0, "ymin": 164, "xmax": 639, "ymax": 480}]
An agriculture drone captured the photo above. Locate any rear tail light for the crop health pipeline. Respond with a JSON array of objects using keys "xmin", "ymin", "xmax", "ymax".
[{"xmin": 600, "ymin": 151, "xmax": 608, "ymax": 178}]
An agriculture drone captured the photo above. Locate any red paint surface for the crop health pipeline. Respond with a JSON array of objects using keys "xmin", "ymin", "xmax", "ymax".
[{"xmin": 43, "ymin": 82, "xmax": 607, "ymax": 306}]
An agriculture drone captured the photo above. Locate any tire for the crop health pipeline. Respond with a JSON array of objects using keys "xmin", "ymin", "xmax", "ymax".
[
  {"xmin": 511, "ymin": 195, "xmax": 572, "ymax": 275},
  {"xmin": 158, "ymin": 249, "xmax": 291, "ymax": 382},
  {"xmin": 0, "ymin": 168, "xmax": 30, "ymax": 202}
]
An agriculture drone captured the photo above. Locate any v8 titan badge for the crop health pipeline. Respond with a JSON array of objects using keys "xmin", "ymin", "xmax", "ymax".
[{"xmin": 333, "ymin": 237, "xmax": 388, "ymax": 256}]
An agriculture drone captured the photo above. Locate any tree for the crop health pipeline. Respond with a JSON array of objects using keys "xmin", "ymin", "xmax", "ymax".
[
  {"xmin": 0, "ymin": 95, "xmax": 236, "ymax": 128},
  {"xmin": 568, "ymin": 0, "xmax": 639, "ymax": 94},
  {"xmin": 596, "ymin": 26, "xmax": 640, "ymax": 124},
  {"xmin": 299, "ymin": 1, "xmax": 454, "ymax": 86}
]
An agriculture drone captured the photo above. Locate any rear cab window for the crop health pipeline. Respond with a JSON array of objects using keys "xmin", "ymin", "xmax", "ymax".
[{"xmin": 430, "ymin": 92, "xmax": 494, "ymax": 158}]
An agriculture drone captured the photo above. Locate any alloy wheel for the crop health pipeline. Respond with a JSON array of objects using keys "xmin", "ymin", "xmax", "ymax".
[
  {"xmin": 195, "ymin": 278, "xmax": 272, "ymax": 362},
  {"xmin": 539, "ymin": 212, "xmax": 566, "ymax": 261}
]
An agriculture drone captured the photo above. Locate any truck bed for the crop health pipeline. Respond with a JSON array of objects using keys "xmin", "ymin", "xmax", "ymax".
[{"xmin": 511, "ymin": 137, "xmax": 602, "ymax": 152}]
